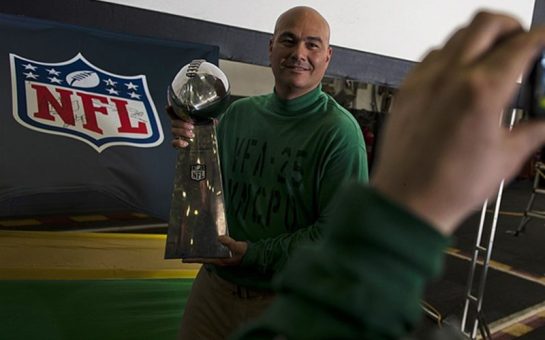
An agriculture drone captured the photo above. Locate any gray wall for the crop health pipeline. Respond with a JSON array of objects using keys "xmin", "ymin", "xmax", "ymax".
[{"xmin": 1, "ymin": 0, "xmax": 544, "ymax": 91}]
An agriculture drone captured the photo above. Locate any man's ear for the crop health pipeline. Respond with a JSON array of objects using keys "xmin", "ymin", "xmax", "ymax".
[
  {"xmin": 269, "ymin": 38, "xmax": 274, "ymax": 55},
  {"xmin": 326, "ymin": 46, "xmax": 332, "ymax": 63}
]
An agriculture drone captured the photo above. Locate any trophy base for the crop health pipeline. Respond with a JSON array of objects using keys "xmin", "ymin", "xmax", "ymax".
[{"xmin": 179, "ymin": 242, "xmax": 232, "ymax": 260}]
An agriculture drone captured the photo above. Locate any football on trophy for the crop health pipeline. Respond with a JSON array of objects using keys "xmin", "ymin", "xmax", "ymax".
[{"xmin": 168, "ymin": 59, "xmax": 231, "ymax": 120}]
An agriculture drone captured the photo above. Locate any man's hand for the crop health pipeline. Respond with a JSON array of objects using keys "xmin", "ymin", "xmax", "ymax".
[
  {"xmin": 371, "ymin": 12, "xmax": 545, "ymax": 236},
  {"xmin": 182, "ymin": 235, "xmax": 248, "ymax": 266},
  {"xmin": 166, "ymin": 105, "xmax": 195, "ymax": 148}
]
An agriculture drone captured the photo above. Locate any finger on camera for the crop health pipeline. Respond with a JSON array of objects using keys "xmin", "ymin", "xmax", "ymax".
[{"xmin": 443, "ymin": 12, "xmax": 522, "ymax": 65}]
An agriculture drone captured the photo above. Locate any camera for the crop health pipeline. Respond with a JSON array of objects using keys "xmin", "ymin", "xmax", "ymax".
[{"xmin": 523, "ymin": 49, "xmax": 545, "ymax": 119}]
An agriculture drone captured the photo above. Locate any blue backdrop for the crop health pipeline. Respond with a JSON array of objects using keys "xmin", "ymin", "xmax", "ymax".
[{"xmin": 0, "ymin": 13, "xmax": 219, "ymax": 220}]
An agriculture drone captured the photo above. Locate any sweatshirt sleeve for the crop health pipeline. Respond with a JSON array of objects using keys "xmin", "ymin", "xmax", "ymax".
[
  {"xmin": 233, "ymin": 184, "xmax": 450, "ymax": 340},
  {"xmin": 240, "ymin": 130, "xmax": 369, "ymax": 275}
]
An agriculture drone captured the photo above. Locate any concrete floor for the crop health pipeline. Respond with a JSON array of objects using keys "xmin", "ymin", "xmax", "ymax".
[{"xmin": 417, "ymin": 178, "xmax": 545, "ymax": 339}]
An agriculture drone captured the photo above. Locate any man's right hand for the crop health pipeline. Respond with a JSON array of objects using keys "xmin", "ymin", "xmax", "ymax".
[{"xmin": 167, "ymin": 106, "xmax": 195, "ymax": 148}]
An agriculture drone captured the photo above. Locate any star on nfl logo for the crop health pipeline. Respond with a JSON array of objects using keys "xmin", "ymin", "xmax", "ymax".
[{"xmin": 9, "ymin": 53, "xmax": 164, "ymax": 152}]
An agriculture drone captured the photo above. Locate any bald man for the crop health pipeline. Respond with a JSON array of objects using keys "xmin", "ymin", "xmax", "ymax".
[
  {"xmin": 173, "ymin": 6, "xmax": 369, "ymax": 339},
  {"xmin": 233, "ymin": 11, "xmax": 545, "ymax": 340}
]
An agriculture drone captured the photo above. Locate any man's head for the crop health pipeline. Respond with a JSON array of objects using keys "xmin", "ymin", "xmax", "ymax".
[{"xmin": 269, "ymin": 6, "xmax": 332, "ymax": 100}]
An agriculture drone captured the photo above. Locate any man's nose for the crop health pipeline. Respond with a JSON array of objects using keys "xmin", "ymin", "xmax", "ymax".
[{"xmin": 289, "ymin": 42, "xmax": 307, "ymax": 60}]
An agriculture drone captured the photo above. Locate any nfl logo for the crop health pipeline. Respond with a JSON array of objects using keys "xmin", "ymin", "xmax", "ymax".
[
  {"xmin": 9, "ymin": 53, "xmax": 163, "ymax": 152},
  {"xmin": 190, "ymin": 164, "xmax": 206, "ymax": 182}
]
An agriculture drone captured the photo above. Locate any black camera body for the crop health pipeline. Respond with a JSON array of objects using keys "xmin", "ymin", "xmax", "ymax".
[{"xmin": 523, "ymin": 49, "xmax": 545, "ymax": 119}]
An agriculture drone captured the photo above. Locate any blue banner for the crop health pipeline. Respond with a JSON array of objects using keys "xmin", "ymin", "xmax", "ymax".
[{"xmin": 0, "ymin": 13, "xmax": 219, "ymax": 220}]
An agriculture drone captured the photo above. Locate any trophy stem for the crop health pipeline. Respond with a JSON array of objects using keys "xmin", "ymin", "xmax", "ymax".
[{"xmin": 165, "ymin": 120, "xmax": 230, "ymax": 259}]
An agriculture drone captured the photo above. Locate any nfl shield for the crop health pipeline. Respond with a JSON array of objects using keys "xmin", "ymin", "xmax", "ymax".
[
  {"xmin": 190, "ymin": 164, "xmax": 206, "ymax": 181},
  {"xmin": 9, "ymin": 53, "xmax": 164, "ymax": 152}
]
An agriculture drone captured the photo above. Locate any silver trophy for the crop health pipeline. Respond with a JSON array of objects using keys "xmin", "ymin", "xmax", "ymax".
[{"xmin": 164, "ymin": 59, "xmax": 231, "ymax": 260}]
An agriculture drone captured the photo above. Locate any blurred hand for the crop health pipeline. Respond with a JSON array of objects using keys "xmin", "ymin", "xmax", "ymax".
[
  {"xmin": 182, "ymin": 235, "xmax": 248, "ymax": 266},
  {"xmin": 371, "ymin": 12, "xmax": 545, "ymax": 235},
  {"xmin": 166, "ymin": 105, "xmax": 195, "ymax": 148}
]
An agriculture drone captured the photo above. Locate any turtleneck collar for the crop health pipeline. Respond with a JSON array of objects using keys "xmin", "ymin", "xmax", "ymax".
[{"xmin": 269, "ymin": 85, "xmax": 324, "ymax": 117}]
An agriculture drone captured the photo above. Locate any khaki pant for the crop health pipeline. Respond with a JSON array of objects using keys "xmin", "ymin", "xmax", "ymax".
[{"xmin": 178, "ymin": 266, "xmax": 275, "ymax": 339}]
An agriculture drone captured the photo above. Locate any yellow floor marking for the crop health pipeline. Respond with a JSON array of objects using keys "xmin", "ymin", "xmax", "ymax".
[
  {"xmin": 488, "ymin": 297, "xmax": 545, "ymax": 334},
  {"xmin": 70, "ymin": 215, "xmax": 109, "ymax": 222},
  {"xmin": 489, "ymin": 260, "xmax": 512, "ymax": 271},
  {"xmin": 0, "ymin": 268, "xmax": 199, "ymax": 280},
  {"xmin": 445, "ymin": 249, "xmax": 545, "ymax": 287},
  {"xmin": 0, "ymin": 230, "xmax": 166, "ymax": 241},
  {"xmin": 485, "ymin": 210, "xmax": 524, "ymax": 217},
  {"xmin": 446, "ymin": 247, "xmax": 460, "ymax": 254},
  {"xmin": 0, "ymin": 230, "xmax": 198, "ymax": 280},
  {"xmin": 0, "ymin": 219, "xmax": 42, "ymax": 227},
  {"xmin": 131, "ymin": 212, "xmax": 149, "ymax": 218},
  {"xmin": 502, "ymin": 323, "xmax": 533, "ymax": 336}
]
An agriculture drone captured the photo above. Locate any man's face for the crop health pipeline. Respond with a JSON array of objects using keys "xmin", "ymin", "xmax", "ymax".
[{"xmin": 269, "ymin": 10, "xmax": 332, "ymax": 100}]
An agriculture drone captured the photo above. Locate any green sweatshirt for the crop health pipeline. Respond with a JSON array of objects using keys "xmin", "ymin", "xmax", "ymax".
[
  {"xmin": 233, "ymin": 183, "xmax": 449, "ymax": 339},
  {"xmin": 214, "ymin": 86, "xmax": 369, "ymax": 289}
]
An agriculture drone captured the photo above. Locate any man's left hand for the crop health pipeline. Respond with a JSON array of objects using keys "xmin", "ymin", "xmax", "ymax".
[{"xmin": 182, "ymin": 235, "xmax": 248, "ymax": 266}]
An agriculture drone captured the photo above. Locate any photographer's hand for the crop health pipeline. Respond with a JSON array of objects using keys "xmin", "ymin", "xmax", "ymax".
[{"xmin": 372, "ymin": 12, "xmax": 545, "ymax": 236}]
